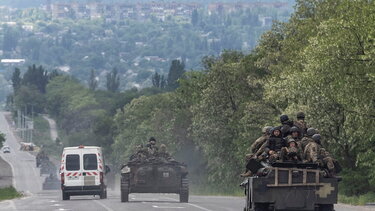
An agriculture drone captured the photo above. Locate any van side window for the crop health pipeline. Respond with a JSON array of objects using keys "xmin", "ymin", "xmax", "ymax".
[
  {"xmin": 84, "ymin": 154, "xmax": 97, "ymax": 170},
  {"xmin": 66, "ymin": 154, "xmax": 80, "ymax": 171}
]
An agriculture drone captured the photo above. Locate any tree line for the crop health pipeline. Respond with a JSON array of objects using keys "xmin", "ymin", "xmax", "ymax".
[{"xmin": 7, "ymin": 0, "xmax": 375, "ymax": 196}]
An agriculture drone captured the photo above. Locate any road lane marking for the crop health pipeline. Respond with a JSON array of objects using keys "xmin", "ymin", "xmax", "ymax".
[
  {"xmin": 152, "ymin": 205, "xmax": 185, "ymax": 209},
  {"xmin": 93, "ymin": 200, "xmax": 114, "ymax": 211},
  {"xmin": 187, "ymin": 203, "xmax": 213, "ymax": 211},
  {"xmin": 164, "ymin": 196, "xmax": 213, "ymax": 211}
]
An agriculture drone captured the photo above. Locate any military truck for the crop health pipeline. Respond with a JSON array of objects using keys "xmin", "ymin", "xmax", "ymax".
[
  {"xmin": 120, "ymin": 158, "xmax": 189, "ymax": 203},
  {"xmin": 36, "ymin": 151, "xmax": 49, "ymax": 167},
  {"xmin": 242, "ymin": 161, "xmax": 340, "ymax": 211}
]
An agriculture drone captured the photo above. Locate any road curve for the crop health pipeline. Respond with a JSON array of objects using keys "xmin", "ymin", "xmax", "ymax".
[{"xmin": 0, "ymin": 112, "xmax": 374, "ymax": 211}]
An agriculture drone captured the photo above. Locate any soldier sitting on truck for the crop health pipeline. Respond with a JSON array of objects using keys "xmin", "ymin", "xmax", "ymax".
[
  {"xmin": 245, "ymin": 126, "xmax": 272, "ymax": 160},
  {"xmin": 158, "ymin": 144, "xmax": 174, "ymax": 162},
  {"xmin": 300, "ymin": 128, "xmax": 317, "ymax": 151},
  {"xmin": 129, "ymin": 145, "xmax": 148, "ymax": 162},
  {"xmin": 281, "ymin": 139, "xmax": 303, "ymax": 162},
  {"xmin": 264, "ymin": 127, "xmax": 287, "ymax": 162},
  {"xmin": 279, "ymin": 115, "xmax": 294, "ymax": 137},
  {"xmin": 146, "ymin": 137, "xmax": 159, "ymax": 156},
  {"xmin": 294, "ymin": 112, "xmax": 309, "ymax": 136}
]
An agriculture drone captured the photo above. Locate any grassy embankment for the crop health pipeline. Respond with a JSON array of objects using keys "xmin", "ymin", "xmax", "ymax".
[
  {"xmin": 339, "ymin": 192, "xmax": 375, "ymax": 206},
  {"xmin": 0, "ymin": 186, "xmax": 22, "ymax": 201}
]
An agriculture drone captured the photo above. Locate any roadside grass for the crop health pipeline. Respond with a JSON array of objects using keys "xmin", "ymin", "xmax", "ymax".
[
  {"xmin": 0, "ymin": 186, "xmax": 22, "ymax": 201},
  {"xmin": 339, "ymin": 192, "xmax": 375, "ymax": 205}
]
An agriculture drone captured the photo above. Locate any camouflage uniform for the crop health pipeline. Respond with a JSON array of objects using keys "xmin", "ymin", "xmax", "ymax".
[
  {"xmin": 319, "ymin": 148, "xmax": 335, "ymax": 174},
  {"xmin": 304, "ymin": 141, "xmax": 320, "ymax": 163},
  {"xmin": 158, "ymin": 144, "xmax": 174, "ymax": 162},
  {"xmin": 293, "ymin": 112, "xmax": 309, "ymax": 136},
  {"xmin": 246, "ymin": 126, "xmax": 272, "ymax": 159},
  {"xmin": 281, "ymin": 139, "xmax": 303, "ymax": 162},
  {"xmin": 300, "ymin": 128, "xmax": 317, "ymax": 151}
]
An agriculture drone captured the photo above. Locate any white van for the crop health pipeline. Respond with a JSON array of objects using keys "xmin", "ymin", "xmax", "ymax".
[{"xmin": 60, "ymin": 145, "xmax": 110, "ymax": 200}]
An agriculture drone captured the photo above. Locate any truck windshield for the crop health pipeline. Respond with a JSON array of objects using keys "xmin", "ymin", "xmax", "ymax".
[
  {"xmin": 83, "ymin": 154, "xmax": 97, "ymax": 170},
  {"xmin": 66, "ymin": 154, "xmax": 80, "ymax": 171}
]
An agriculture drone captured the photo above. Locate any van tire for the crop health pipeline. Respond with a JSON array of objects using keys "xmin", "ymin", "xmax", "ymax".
[
  {"xmin": 121, "ymin": 180, "xmax": 129, "ymax": 202},
  {"xmin": 62, "ymin": 191, "xmax": 70, "ymax": 200}
]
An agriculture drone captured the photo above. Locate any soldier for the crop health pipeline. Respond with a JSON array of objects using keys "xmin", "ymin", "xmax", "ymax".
[
  {"xmin": 146, "ymin": 137, "xmax": 159, "ymax": 156},
  {"xmin": 280, "ymin": 115, "xmax": 293, "ymax": 137},
  {"xmin": 319, "ymin": 147, "xmax": 336, "ymax": 177},
  {"xmin": 158, "ymin": 144, "xmax": 174, "ymax": 162},
  {"xmin": 294, "ymin": 112, "xmax": 308, "ymax": 136},
  {"xmin": 129, "ymin": 145, "xmax": 148, "ymax": 162},
  {"xmin": 245, "ymin": 126, "xmax": 272, "ymax": 160},
  {"xmin": 241, "ymin": 126, "xmax": 272, "ymax": 177},
  {"xmin": 304, "ymin": 133, "xmax": 321, "ymax": 163},
  {"xmin": 281, "ymin": 139, "xmax": 303, "ymax": 162},
  {"xmin": 264, "ymin": 126, "xmax": 287, "ymax": 162},
  {"xmin": 300, "ymin": 128, "xmax": 317, "ymax": 151},
  {"xmin": 288, "ymin": 126, "xmax": 302, "ymax": 146}
]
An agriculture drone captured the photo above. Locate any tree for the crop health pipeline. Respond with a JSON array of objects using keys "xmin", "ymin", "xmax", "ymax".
[
  {"xmin": 106, "ymin": 68, "xmax": 120, "ymax": 93},
  {"xmin": 152, "ymin": 72, "xmax": 166, "ymax": 89},
  {"xmin": 22, "ymin": 65, "xmax": 49, "ymax": 93},
  {"xmin": 0, "ymin": 133, "xmax": 5, "ymax": 149},
  {"xmin": 11, "ymin": 68, "xmax": 22, "ymax": 93},
  {"xmin": 89, "ymin": 69, "xmax": 98, "ymax": 91},
  {"xmin": 167, "ymin": 60, "xmax": 185, "ymax": 90}
]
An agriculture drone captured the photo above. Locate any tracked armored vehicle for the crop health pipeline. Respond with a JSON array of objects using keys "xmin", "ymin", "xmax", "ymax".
[
  {"xmin": 242, "ymin": 161, "xmax": 340, "ymax": 211},
  {"xmin": 120, "ymin": 158, "xmax": 189, "ymax": 203}
]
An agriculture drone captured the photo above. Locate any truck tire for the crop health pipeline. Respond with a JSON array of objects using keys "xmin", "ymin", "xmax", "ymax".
[
  {"xmin": 100, "ymin": 188, "xmax": 107, "ymax": 199},
  {"xmin": 319, "ymin": 204, "xmax": 334, "ymax": 211},
  {"xmin": 179, "ymin": 178, "xmax": 189, "ymax": 203},
  {"xmin": 121, "ymin": 180, "xmax": 129, "ymax": 202},
  {"xmin": 253, "ymin": 203, "xmax": 269, "ymax": 211},
  {"xmin": 62, "ymin": 191, "xmax": 70, "ymax": 200}
]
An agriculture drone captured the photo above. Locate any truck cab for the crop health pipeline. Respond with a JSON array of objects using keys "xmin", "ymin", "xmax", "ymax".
[{"xmin": 60, "ymin": 145, "xmax": 109, "ymax": 200}]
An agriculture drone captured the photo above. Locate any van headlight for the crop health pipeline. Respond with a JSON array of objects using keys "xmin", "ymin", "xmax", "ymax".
[{"xmin": 121, "ymin": 166, "xmax": 131, "ymax": 174}]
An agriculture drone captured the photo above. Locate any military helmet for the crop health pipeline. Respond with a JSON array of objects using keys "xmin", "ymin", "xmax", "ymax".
[
  {"xmin": 288, "ymin": 138, "xmax": 296, "ymax": 144},
  {"xmin": 290, "ymin": 126, "xmax": 300, "ymax": 133},
  {"xmin": 149, "ymin": 137, "xmax": 156, "ymax": 142},
  {"xmin": 280, "ymin": 114, "xmax": 289, "ymax": 123},
  {"xmin": 262, "ymin": 126, "xmax": 273, "ymax": 134},
  {"xmin": 306, "ymin": 128, "xmax": 316, "ymax": 137},
  {"xmin": 297, "ymin": 112, "xmax": 305, "ymax": 119},
  {"xmin": 312, "ymin": 134, "xmax": 321, "ymax": 142}
]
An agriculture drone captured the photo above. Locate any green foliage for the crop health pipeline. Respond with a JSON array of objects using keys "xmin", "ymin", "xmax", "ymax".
[
  {"xmin": 167, "ymin": 60, "xmax": 185, "ymax": 90},
  {"xmin": 106, "ymin": 68, "xmax": 120, "ymax": 93},
  {"xmin": 11, "ymin": 68, "xmax": 21, "ymax": 93},
  {"xmin": 256, "ymin": 0, "xmax": 375, "ymax": 195},
  {"xmin": 88, "ymin": 69, "xmax": 98, "ymax": 91},
  {"xmin": 339, "ymin": 192, "xmax": 375, "ymax": 206},
  {"xmin": 22, "ymin": 65, "xmax": 49, "ymax": 93},
  {"xmin": 0, "ymin": 133, "xmax": 5, "ymax": 149},
  {"xmin": 0, "ymin": 186, "xmax": 22, "ymax": 201}
]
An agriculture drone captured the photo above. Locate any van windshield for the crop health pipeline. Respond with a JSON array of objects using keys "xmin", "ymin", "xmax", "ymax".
[
  {"xmin": 83, "ymin": 154, "xmax": 97, "ymax": 170},
  {"xmin": 66, "ymin": 154, "xmax": 80, "ymax": 171}
]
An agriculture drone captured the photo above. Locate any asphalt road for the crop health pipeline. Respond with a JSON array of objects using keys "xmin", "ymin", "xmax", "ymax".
[{"xmin": 0, "ymin": 111, "xmax": 374, "ymax": 211}]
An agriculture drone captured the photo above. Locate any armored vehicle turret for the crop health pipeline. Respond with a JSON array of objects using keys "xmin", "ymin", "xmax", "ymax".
[{"xmin": 120, "ymin": 157, "xmax": 189, "ymax": 203}]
